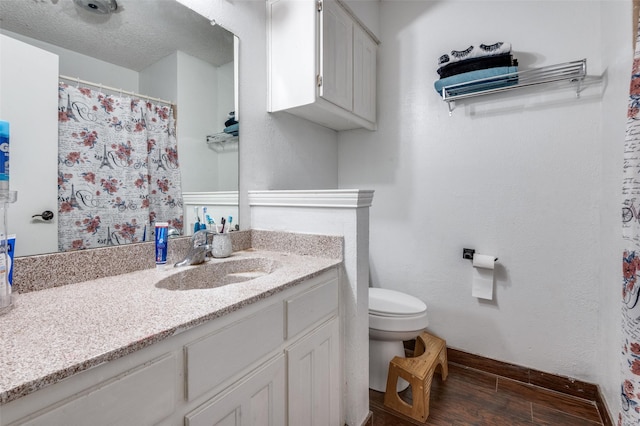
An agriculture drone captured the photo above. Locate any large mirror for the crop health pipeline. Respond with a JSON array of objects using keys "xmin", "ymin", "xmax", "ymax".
[{"xmin": 0, "ymin": 0, "xmax": 238, "ymax": 257}]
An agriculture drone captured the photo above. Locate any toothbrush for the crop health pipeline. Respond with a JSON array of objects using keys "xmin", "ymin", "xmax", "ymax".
[
  {"xmin": 193, "ymin": 207, "xmax": 201, "ymax": 233},
  {"xmin": 220, "ymin": 217, "xmax": 226, "ymax": 233},
  {"xmin": 200, "ymin": 207, "xmax": 207, "ymax": 230},
  {"xmin": 227, "ymin": 216, "xmax": 233, "ymax": 233},
  {"xmin": 208, "ymin": 216, "xmax": 218, "ymax": 233}
]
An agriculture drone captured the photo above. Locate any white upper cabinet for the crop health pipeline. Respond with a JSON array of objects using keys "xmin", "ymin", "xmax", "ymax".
[
  {"xmin": 320, "ymin": 0, "xmax": 353, "ymax": 112},
  {"xmin": 267, "ymin": 0, "xmax": 378, "ymax": 131},
  {"xmin": 353, "ymin": 24, "xmax": 377, "ymax": 123}
]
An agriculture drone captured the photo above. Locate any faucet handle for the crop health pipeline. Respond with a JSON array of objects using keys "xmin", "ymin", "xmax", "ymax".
[
  {"xmin": 191, "ymin": 229, "xmax": 212, "ymax": 247},
  {"xmin": 167, "ymin": 226, "xmax": 180, "ymax": 238}
]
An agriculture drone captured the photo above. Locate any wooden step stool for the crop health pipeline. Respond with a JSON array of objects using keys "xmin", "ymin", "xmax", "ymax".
[{"xmin": 383, "ymin": 332, "xmax": 448, "ymax": 423}]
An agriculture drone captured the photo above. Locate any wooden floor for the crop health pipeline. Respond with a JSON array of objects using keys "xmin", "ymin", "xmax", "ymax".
[{"xmin": 369, "ymin": 363, "xmax": 607, "ymax": 425}]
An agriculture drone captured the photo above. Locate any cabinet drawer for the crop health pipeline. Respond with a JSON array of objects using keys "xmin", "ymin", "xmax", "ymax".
[
  {"xmin": 285, "ymin": 275, "xmax": 338, "ymax": 339},
  {"xmin": 185, "ymin": 302, "xmax": 284, "ymax": 401},
  {"xmin": 16, "ymin": 354, "xmax": 176, "ymax": 426}
]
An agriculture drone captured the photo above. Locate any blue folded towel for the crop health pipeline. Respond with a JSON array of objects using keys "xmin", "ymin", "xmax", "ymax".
[
  {"xmin": 434, "ymin": 66, "xmax": 518, "ymax": 97},
  {"xmin": 224, "ymin": 123, "xmax": 239, "ymax": 134}
]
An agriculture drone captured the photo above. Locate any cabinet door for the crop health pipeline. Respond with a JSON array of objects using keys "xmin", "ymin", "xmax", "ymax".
[
  {"xmin": 185, "ymin": 355, "xmax": 286, "ymax": 426},
  {"xmin": 320, "ymin": 0, "xmax": 353, "ymax": 111},
  {"xmin": 353, "ymin": 25, "xmax": 377, "ymax": 123},
  {"xmin": 287, "ymin": 318, "xmax": 340, "ymax": 426}
]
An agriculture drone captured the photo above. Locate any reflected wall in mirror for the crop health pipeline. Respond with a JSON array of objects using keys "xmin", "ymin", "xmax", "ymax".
[{"xmin": 0, "ymin": 0, "xmax": 239, "ymax": 257}]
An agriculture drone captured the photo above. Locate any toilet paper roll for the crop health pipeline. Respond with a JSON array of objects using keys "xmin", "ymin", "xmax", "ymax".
[{"xmin": 472, "ymin": 254, "xmax": 496, "ymax": 300}]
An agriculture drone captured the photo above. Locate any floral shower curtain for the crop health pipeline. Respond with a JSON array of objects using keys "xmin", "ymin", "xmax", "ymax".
[
  {"xmin": 622, "ymin": 15, "xmax": 640, "ymax": 425},
  {"xmin": 57, "ymin": 83, "xmax": 183, "ymax": 251}
]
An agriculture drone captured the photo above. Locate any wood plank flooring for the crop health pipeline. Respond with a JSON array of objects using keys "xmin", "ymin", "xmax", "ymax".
[{"xmin": 369, "ymin": 362, "xmax": 608, "ymax": 425}]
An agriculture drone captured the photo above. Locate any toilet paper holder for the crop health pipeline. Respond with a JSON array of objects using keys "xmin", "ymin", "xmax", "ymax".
[{"xmin": 462, "ymin": 248, "xmax": 498, "ymax": 262}]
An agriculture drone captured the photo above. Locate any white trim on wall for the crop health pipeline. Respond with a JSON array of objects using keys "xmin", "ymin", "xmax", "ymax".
[
  {"xmin": 183, "ymin": 191, "xmax": 239, "ymax": 206},
  {"xmin": 248, "ymin": 189, "xmax": 374, "ymax": 209}
]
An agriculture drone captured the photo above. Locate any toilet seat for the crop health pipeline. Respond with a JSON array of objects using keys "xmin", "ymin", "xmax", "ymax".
[
  {"xmin": 369, "ymin": 310, "xmax": 428, "ymax": 333},
  {"xmin": 369, "ymin": 288, "xmax": 428, "ymax": 332},
  {"xmin": 369, "ymin": 288, "xmax": 427, "ymax": 316}
]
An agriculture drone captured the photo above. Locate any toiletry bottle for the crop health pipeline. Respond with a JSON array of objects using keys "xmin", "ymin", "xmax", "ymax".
[
  {"xmin": 0, "ymin": 121, "xmax": 9, "ymax": 191},
  {"xmin": 155, "ymin": 222, "xmax": 169, "ymax": 270}
]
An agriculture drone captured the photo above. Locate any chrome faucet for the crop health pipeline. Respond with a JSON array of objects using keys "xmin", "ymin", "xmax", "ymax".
[
  {"xmin": 167, "ymin": 226, "xmax": 181, "ymax": 238},
  {"xmin": 174, "ymin": 229, "xmax": 212, "ymax": 267}
]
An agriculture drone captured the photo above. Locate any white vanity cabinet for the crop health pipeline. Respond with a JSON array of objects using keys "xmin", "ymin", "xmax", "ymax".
[
  {"xmin": 267, "ymin": 0, "xmax": 378, "ymax": 131},
  {"xmin": 1, "ymin": 268, "xmax": 340, "ymax": 426}
]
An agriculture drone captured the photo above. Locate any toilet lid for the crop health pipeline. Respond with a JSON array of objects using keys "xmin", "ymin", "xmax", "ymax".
[{"xmin": 369, "ymin": 288, "xmax": 427, "ymax": 316}]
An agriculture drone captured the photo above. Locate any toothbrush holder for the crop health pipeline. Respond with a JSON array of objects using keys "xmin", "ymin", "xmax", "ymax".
[{"xmin": 211, "ymin": 233, "xmax": 232, "ymax": 258}]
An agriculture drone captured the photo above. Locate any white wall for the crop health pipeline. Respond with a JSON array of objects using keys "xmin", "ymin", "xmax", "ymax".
[
  {"xmin": 216, "ymin": 61, "xmax": 239, "ymax": 192},
  {"xmin": 339, "ymin": 0, "xmax": 622, "ymax": 410},
  {"xmin": 139, "ymin": 51, "xmax": 178, "ymax": 103},
  {"xmin": 175, "ymin": 51, "xmax": 220, "ymax": 192},
  {"xmin": 343, "ymin": 0, "xmax": 379, "ymax": 37},
  {"xmin": 0, "ymin": 30, "xmax": 139, "ymax": 92},
  {"xmin": 178, "ymin": 0, "xmax": 340, "ymax": 231},
  {"xmin": 217, "ymin": 61, "xmax": 236, "ymax": 131}
]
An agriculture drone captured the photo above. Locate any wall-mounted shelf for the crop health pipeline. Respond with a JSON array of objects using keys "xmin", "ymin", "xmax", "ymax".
[
  {"xmin": 441, "ymin": 59, "xmax": 587, "ymax": 114},
  {"xmin": 206, "ymin": 133, "xmax": 238, "ymax": 153}
]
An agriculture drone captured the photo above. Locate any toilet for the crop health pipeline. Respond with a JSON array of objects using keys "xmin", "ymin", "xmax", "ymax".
[{"xmin": 369, "ymin": 287, "xmax": 428, "ymax": 392}]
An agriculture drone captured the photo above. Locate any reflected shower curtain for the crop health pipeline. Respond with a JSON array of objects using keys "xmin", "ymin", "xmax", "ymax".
[
  {"xmin": 622, "ymin": 16, "xmax": 640, "ymax": 425},
  {"xmin": 57, "ymin": 84, "xmax": 183, "ymax": 251}
]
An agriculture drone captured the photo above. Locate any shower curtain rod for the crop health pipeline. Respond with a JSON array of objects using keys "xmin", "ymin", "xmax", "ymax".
[{"xmin": 59, "ymin": 74, "xmax": 174, "ymax": 106}]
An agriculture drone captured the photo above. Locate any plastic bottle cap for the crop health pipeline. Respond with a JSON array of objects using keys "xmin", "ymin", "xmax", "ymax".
[{"xmin": 0, "ymin": 121, "xmax": 8, "ymax": 138}]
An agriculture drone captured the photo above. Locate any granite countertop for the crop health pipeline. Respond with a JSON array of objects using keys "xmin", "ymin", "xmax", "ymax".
[{"xmin": 0, "ymin": 249, "xmax": 341, "ymax": 405}]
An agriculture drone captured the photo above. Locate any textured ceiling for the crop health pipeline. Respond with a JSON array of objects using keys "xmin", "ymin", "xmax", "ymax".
[{"xmin": 0, "ymin": 0, "xmax": 234, "ymax": 71}]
